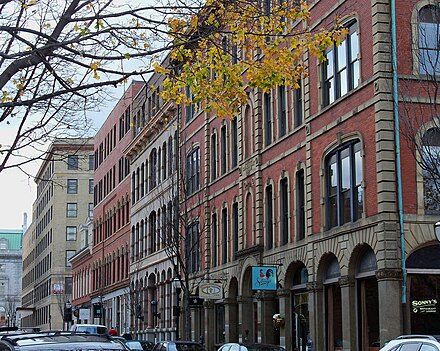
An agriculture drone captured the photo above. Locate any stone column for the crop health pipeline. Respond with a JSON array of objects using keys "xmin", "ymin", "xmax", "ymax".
[
  {"xmin": 376, "ymin": 269, "xmax": 403, "ymax": 345},
  {"xmin": 339, "ymin": 275, "xmax": 356, "ymax": 351},
  {"xmin": 256, "ymin": 291, "xmax": 277, "ymax": 345},
  {"xmin": 238, "ymin": 296, "xmax": 254, "ymax": 342},
  {"xmin": 307, "ymin": 282, "xmax": 323, "ymax": 351},
  {"xmin": 277, "ymin": 289, "xmax": 291, "ymax": 350},
  {"xmin": 204, "ymin": 300, "xmax": 215, "ymax": 351},
  {"xmin": 225, "ymin": 298, "xmax": 239, "ymax": 342}
]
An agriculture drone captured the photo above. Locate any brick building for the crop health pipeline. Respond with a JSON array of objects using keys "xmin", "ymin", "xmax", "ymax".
[
  {"xmin": 71, "ymin": 81, "xmax": 144, "ymax": 333},
  {"xmin": 172, "ymin": 1, "xmax": 440, "ymax": 351}
]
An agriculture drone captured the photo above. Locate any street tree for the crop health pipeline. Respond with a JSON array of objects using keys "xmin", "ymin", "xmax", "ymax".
[{"xmin": 0, "ymin": 0, "xmax": 344, "ymax": 176}]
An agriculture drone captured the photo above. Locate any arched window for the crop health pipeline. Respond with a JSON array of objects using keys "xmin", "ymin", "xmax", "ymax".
[
  {"xmin": 325, "ymin": 140, "xmax": 363, "ymax": 229},
  {"xmin": 422, "ymin": 128, "xmax": 440, "ymax": 213},
  {"xmin": 149, "ymin": 149, "xmax": 157, "ymax": 189},
  {"xmin": 418, "ymin": 5, "xmax": 440, "ymax": 75}
]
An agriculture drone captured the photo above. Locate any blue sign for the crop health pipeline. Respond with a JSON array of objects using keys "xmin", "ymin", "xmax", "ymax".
[{"xmin": 252, "ymin": 266, "xmax": 277, "ymax": 291}]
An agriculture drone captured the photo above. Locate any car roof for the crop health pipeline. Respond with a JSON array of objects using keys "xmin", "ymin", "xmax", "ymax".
[
  {"xmin": 73, "ymin": 324, "xmax": 107, "ymax": 328},
  {"xmin": 396, "ymin": 335, "xmax": 437, "ymax": 341},
  {"xmin": 0, "ymin": 331, "xmax": 125, "ymax": 347},
  {"xmin": 381, "ymin": 338, "xmax": 440, "ymax": 351}
]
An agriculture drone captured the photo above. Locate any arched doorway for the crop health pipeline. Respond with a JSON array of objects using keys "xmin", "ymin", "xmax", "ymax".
[
  {"xmin": 324, "ymin": 256, "xmax": 342, "ymax": 351},
  {"xmin": 355, "ymin": 248, "xmax": 379, "ymax": 351},
  {"xmin": 291, "ymin": 264, "xmax": 309, "ymax": 351}
]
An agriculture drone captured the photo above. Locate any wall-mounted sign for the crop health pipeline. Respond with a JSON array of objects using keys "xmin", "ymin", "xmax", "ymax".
[
  {"xmin": 252, "ymin": 266, "xmax": 277, "ymax": 291},
  {"xmin": 199, "ymin": 283, "xmax": 223, "ymax": 300},
  {"xmin": 411, "ymin": 299, "xmax": 438, "ymax": 314},
  {"xmin": 52, "ymin": 283, "xmax": 64, "ymax": 294}
]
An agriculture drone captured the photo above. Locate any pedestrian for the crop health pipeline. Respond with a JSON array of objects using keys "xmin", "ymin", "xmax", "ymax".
[{"xmin": 109, "ymin": 327, "xmax": 118, "ymax": 336}]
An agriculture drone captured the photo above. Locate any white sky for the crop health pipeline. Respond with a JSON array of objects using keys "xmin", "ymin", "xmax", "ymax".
[{"xmin": 0, "ymin": 99, "xmax": 117, "ymax": 230}]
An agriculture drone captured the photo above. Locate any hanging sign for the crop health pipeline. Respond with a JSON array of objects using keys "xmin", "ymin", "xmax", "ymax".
[
  {"xmin": 251, "ymin": 266, "xmax": 278, "ymax": 291},
  {"xmin": 199, "ymin": 283, "xmax": 223, "ymax": 300}
]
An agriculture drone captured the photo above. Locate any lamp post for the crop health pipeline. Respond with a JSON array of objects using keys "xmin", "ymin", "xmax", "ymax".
[
  {"xmin": 434, "ymin": 221, "xmax": 440, "ymax": 243},
  {"xmin": 6, "ymin": 314, "xmax": 9, "ymax": 327},
  {"xmin": 172, "ymin": 277, "xmax": 182, "ymax": 340},
  {"xmin": 150, "ymin": 300, "xmax": 160, "ymax": 343}
]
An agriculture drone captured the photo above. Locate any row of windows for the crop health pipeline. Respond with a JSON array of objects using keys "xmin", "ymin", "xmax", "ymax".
[
  {"xmin": 36, "ymin": 183, "xmax": 53, "ymax": 219},
  {"xmin": 133, "ymin": 89, "xmax": 163, "ymax": 137},
  {"xmin": 131, "ymin": 201, "xmax": 174, "ymax": 262},
  {"xmin": 36, "ymin": 160, "xmax": 54, "ymax": 197},
  {"xmin": 66, "ymin": 178, "xmax": 94, "ymax": 194},
  {"xmin": 94, "ymin": 156, "xmax": 130, "ymax": 206},
  {"xmin": 93, "ymin": 198, "xmax": 130, "ymax": 245},
  {"xmin": 67, "ymin": 154, "xmax": 94, "ymax": 171},
  {"xmin": 36, "ymin": 206, "xmax": 52, "ymax": 238},
  {"xmin": 36, "ymin": 229, "xmax": 52, "ymax": 259},
  {"xmin": 132, "ymin": 135, "xmax": 176, "ymax": 205},
  {"xmin": 91, "ymin": 250, "xmax": 129, "ymax": 292}
]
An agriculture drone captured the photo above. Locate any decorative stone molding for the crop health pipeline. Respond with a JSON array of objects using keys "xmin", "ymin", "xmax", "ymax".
[
  {"xmin": 224, "ymin": 297, "xmax": 238, "ymax": 305},
  {"xmin": 276, "ymin": 289, "xmax": 291, "ymax": 298},
  {"xmin": 306, "ymin": 282, "xmax": 323, "ymax": 293},
  {"xmin": 339, "ymin": 275, "xmax": 355, "ymax": 288},
  {"xmin": 255, "ymin": 290, "xmax": 277, "ymax": 300},
  {"xmin": 236, "ymin": 296, "xmax": 253, "ymax": 304},
  {"xmin": 375, "ymin": 268, "xmax": 403, "ymax": 281}
]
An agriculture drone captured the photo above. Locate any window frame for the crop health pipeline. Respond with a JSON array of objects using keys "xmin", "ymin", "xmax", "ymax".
[
  {"xmin": 322, "ymin": 20, "xmax": 359, "ymax": 107},
  {"xmin": 67, "ymin": 155, "xmax": 78, "ymax": 170},
  {"xmin": 66, "ymin": 203, "xmax": 78, "ymax": 218},
  {"xmin": 325, "ymin": 140, "xmax": 363, "ymax": 229},
  {"xmin": 186, "ymin": 147, "xmax": 201, "ymax": 196},
  {"xmin": 66, "ymin": 226, "xmax": 77, "ymax": 241},
  {"xmin": 67, "ymin": 179, "xmax": 78, "ymax": 194}
]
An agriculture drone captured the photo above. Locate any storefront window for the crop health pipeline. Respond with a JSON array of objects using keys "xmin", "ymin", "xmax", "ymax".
[
  {"xmin": 215, "ymin": 303, "xmax": 225, "ymax": 345},
  {"xmin": 292, "ymin": 265, "xmax": 310, "ymax": 351}
]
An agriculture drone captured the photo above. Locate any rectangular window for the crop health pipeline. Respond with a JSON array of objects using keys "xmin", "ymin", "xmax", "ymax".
[
  {"xmin": 266, "ymin": 185, "xmax": 274, "ymax": 249},
  {"xmin": 89, "ymin": 155, "xmax": 95, "ymax": 171},
  {"xmin": 187, "ymin": 222, "xmax": 200, "ymax": 273},
  {"xmin": 185, "ymin": 86, "xmax": 195, "ymax": 122},
  {"xmin": 326, "ymin": 141, "xmax": 363, "ymax": 229},
  {"xmin": 278, "ymin": 86, "xmax": 287, "ymax": 137},
  {"xmin": 222, "ymin": 208, "xmax": 228, "ymax": 264},
  {"xmin": 186, "ymin": 147, "xmax": 201, "ymax": 196},
  {"xmin": 119, "ymin": 115, "xmax": 124, "ymax": 140},
  {"xmin": 280, "ymin": 178, "xmax": 289, "ymax": 245},
  {"xmin": 296, "ymin": 170, "xmax": 306, "ymax": 241},
  {"xmin": 67, "ymin": 179, "xmax": 78, "ymax": 194},
  {"xmin": 221, "ymin": 126, "xmax": 227, "ymax": 175},
  {"xmin": 212, "ymin": 213, "xmax": 217, "ymax": 267},
  {"xmin": 88, "ymin": 203, "xmax": 94, "ymax": 218},
  {"xmin": 323, "ymin": 21, "xmax": 359, "ymax": 107},
  {"xmin": 89, "ymin": 179, "xmax": 94, "ymax": 194},
  {"xmin": 65, "ymin": 250, "xmax": 76, "ymax": 267},
  {"xmin": 66, "ymin": 226, "xmax": 77, "ymax": 241},
  {"xmin": 231, "ymin": 118, "xmax": 238, "ymax": 168},
  {"xmin": 264, "ymin": 92, "xmax": 272, "ymax": 146},
  {"xmin": 66, "ymin": 203, "xmax": 77, "ymax": 217},
  {"xmin": 294, "ymin": 81, "xmax": 303, "ymax": 128},
  {"xmin": 211, "ymin": 134, "xmax": 217, "ymax": 181},
  {"xmin": 67, "ymin": 155, "xmax": 78, "ymax": 170},
  {"xmin": 125, "ymin": 107, "xmax": 131, "ymax": 133},
  {"xmin": 232, "ymin": 203, "xmax": 238, "ymax": 260}
]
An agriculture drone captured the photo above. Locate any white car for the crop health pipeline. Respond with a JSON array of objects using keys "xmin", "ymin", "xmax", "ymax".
[
  {"xmin": 70, "ymin": 323, "xmax": 109, "ymax": 335},
  {"xmin": 380, "ymin": 335, "xmax": 440, "ymax": 351}
]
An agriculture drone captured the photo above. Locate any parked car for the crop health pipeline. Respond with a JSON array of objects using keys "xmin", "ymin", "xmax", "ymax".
[
  {"xmin": 0, "ymin": 331, "xmax": 129, "ymax": 350},
  {"xmin": 112, "ymin": 336, "xmax": 152, "ymax": 351},
  {"xmin": 218, "ymin": 343, "xmax": 285, "ymax": 351},
  {"xmin": 152, "ymin": 341, "xmax": 205, "ymax": 351},
  {"xmin": 70, "ymin": 323, "xmax": 109, "ymax": 335},
  {"xmin": 380, "ymin": 335, "xmax": 440, "ymax": 351}
]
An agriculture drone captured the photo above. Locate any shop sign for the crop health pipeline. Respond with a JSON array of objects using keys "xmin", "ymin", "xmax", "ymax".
[
  {"xmin": 79, "ymin": 308, "xmax": 90, "ymax": 320},
  {"xmin": 199, "ymin": 283, "xmax": 223, "ymax": 300},
  {"xmin": 251, "ymin": 266, "xmax": 278, "ymax": 291},
  {"xmin": 52, "ymin": 283, "xmax": 64, "ymax": 294},
  {"xmin": 411, "ymin": 299, "xmax": 438, "ymax": 314}
]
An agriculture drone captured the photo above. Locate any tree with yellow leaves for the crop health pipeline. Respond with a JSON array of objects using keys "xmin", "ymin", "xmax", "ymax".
[{"xmin": 156, "ymin": 0, "xmax": 347, "ymax": 119}]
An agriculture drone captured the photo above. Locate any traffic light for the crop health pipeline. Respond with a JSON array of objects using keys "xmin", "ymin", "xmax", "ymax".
[{"xmin": 93, "ymin": 303, "xmax": 102, "ymax": 318}]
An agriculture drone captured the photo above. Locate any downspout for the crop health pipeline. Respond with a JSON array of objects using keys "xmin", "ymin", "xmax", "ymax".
[{"xmin": 390, "ymin": 0, "xmax": 407, "ymax": 315}]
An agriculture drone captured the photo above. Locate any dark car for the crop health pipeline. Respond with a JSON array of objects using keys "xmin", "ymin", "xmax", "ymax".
[
  {"xmin": 218, "ymin": 343, "xmax": 285, "ymax": 351},
  {"xmin": 0, "ymin": 331, "xmax": 129, "ymax": 350},
  {"xmin": 152, "ymin": 341, "xmax": 205, "ymax": 351}
]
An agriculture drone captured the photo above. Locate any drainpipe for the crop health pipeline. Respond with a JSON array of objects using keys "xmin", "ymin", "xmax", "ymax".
[{"xmin": 390, "ymin": 0, "xmax": 407, "ymax": 321}]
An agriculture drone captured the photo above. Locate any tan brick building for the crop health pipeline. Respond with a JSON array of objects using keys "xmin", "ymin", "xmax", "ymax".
[{"xmin": 21, "ymin": 138, "xmax": 94, "ymax": 330}]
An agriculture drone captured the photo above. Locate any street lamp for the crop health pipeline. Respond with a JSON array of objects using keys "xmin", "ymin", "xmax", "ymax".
[
  {"xmin": 434, "ymin": 221, "xmax": 440, "ymax": 242},
  {"xmin": 172, "ymin": 277, "xmax": 182, "ymax": 340},
  {"xmin": 6, "ymin": 314, "xmax": 9, "ymax": 327}
]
